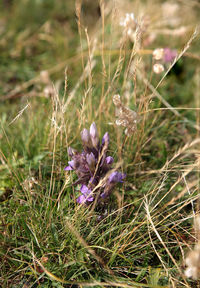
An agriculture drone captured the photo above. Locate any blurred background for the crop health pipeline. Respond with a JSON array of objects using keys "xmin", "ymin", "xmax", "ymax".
[{"xmin": 0, "ymin": 0, "xmax": 199, "ymax": 103}]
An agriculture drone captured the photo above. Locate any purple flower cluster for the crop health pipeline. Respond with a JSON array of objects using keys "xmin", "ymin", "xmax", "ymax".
[{"xmin": 65, "ymin": 123, "xmax": 125, "ymax": 204}]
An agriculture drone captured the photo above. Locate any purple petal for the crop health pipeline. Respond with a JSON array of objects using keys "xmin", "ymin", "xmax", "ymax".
[
  {"xmin": 90, "ymin": 122, "xmax": 99, "ymax": 147},
  {"xmin": 100, "ymin": 192, "xmax": 107, "ymax": 199},
  {"xmin": 109, "ymin": 171, "xmax": 126, "ymax": 183},
  {"xmin": 68, "ymin": 160, "xmax": 75, "ymax": 168},
  {"xmin": 80, "ymin": 185, "xmax": 93, "ymax": 199},
  {"xmin": 76, "ymin": 194, "xmax": 87, "ymax": 204},
  {"xmin": 102, "ymin": 132, "xmax": 109, "ymax": 147},
  {"xmin": 86, "ymin": 195, "xmax": 94, "ymax": 202},
  {"xmin": 81, "ymin": 128, "xmax": 91, "ymax": 145},
  {"xmin": 90, "ymin": 122, "xmax": 98, "ymax": 138},
  {"xmin": 64, "ymin": 166, "xmax": 73, "ymax": 171},
  {"xmin": 86, "ymin": 152, "xmax": 96, "ymax": 167},
  {"xmin": 68, "ymin": 147, "xmax": 76, "ymax": 157},
  {"xmin": 106, "ymin": 156, "xmax": 113, "ymax": 165},
  {"xmin": 64, "ymin": 159, "xmax": 75, "ymax": 171},
  {"xmin": 163, "ymin": 48, "xmax": 177, "ymax": 63},
  {"xmin": 80, "ymin": 184, "xmax": 89, "ymax": 195},
  {"xmin": 77, "ymin": 186, "xmax": 94, "ymax": 204}
]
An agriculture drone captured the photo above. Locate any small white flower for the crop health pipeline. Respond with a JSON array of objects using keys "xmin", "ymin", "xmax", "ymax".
[
  {"xmin": 153, "ymin": 48, "xmax": 164, "ymax": 61},
  {"xmin": 153, "ymin": 63, "xmax": 164, "ymax": 74}
]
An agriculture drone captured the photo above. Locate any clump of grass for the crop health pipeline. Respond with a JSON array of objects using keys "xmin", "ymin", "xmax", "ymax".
[{"xmin": 0, "ymin": 0, "xmax": 200, "ymax": 287}]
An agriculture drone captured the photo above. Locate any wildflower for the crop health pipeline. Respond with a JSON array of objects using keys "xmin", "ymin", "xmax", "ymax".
[
  {"xmin": 113, "ymin": 94, "xmax": 138, "ymax": 135},
  {"xmin": 77, "ymin": 185, "xmax": 94, "ymax": 204},
  {"xmin": 163, "ymin": 48, "xmax": 177, "ymax": 63},
  {"xmin": 153, "ymin": 48, "xmax": 164, "ymax": 61},
  {"xmin": 109, "ymin": 171, "xmax": 125, "ymax": 183},
  {"xmin": 65, "ymin": 122, "xmax": 125, "ymax": 204},
  {"xmin": 90, "ymin": 122, "xmax": 99, "ymax": 148},
  {"xmin": 153, "ymin": 63, "xmax": 164, "ymax": 74}
]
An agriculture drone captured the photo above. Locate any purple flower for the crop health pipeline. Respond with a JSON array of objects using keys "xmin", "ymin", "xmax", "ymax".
[
  {"xmin": 106, "ymin": 156, "xmax": 114, "ymax": 165},
  {"xmin": 64, "ymin": 166, "xmax": 73, "ymax": 171},
  {"xmin": 163, "ymin": 48, "xmax": 177, "ymax": 63},
  {"xmin": 64, "ymin": 160, "xmax": 75, "ymax": 171},
  {"xmin": 65, "ymin": 122, "xmax": 125, "ymax": 205},
  {"xmin": 77, "ymin": 185, "xmax": 94, "ymax": 204},
  {"xmin": 109, "ymin": 171, "xmax": 126, "ymax": 183}
]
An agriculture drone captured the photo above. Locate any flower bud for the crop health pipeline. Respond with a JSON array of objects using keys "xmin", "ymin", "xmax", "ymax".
[
  {"xmin": 102, "ymin": 132, "xmax": 109, "ymax": 149},
  {"xmin": 106, "ymin": 156, "xmax": 113, "ymax": 165},
  {"xmin": 81, "ymin": 128, "xmax": 92, "ymax": 146},
  {"xmin": 86, "ymin": 152, "xmax": 96, "ymax": 170},
  {"xmin": 68, "ymin": 147, "xmax": 76, "ymax": 157},
  {"xmin": 90, "ymin": 122, "xmax": 99, "ymax": 148}
]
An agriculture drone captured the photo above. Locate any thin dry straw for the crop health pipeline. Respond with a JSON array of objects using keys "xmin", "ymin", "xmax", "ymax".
[
  {"xmin": 8, "ymin": 102, "xmax": 30, "ymax": 126},
  {"xmin": 145, "ymin": 200, "xmax": 190, "ymax": 287}
]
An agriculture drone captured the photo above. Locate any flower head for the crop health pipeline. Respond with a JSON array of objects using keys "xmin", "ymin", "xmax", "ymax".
[
  {"xmin": 153, "ymin": 48, "xmax": 164, "ymax": 61},
  {"xmin": 153, "ymin": 63, "xmax": 164, "ymax": 74},
  {"xmin": 163, "ymin": 48, "xmax": 177, "ymax": 63},
  {"xmin": 65, "ymin": 123, "xmax": 125, "ymax": 205}
]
